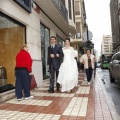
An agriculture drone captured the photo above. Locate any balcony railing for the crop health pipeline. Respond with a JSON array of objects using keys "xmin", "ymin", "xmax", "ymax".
[{"xmin": 53, "ymin": 0, "xmax": 68, "ymax": 22}]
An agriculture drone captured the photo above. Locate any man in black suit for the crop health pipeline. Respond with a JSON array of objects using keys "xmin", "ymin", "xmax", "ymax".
[{"xmin": 47, "ymin": 36, "xmax": 64, "ymax": 93}]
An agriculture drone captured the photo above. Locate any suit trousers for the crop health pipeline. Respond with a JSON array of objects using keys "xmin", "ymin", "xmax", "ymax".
[
  {"xmin": 15, "ymin": 69, "xmax": 30, "ymax": 99},
  {"xmin": 49, "ymin": 64, "xmax": 60, "ymax": 90}
]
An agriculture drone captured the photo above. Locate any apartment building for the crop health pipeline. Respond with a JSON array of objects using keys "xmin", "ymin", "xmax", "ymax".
[
  {"xmin": 101, "ymin": 35, "xmax": 113, "ymax": 54},
  {"xmin": 110, "ymin": 0, "xmax": 120, "ymax": 52},
  {"xmin": 0, "ymin": 0, "xmax": 76, "ymax": 93},
  {"xmin": 71, "ymin": 0, "xmax": 87, "ymax": 58}
]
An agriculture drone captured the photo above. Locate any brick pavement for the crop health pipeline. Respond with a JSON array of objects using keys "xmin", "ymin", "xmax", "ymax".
[{"xmin": 0, "ymin": 71, "xmax": 119, "ymax": 120}]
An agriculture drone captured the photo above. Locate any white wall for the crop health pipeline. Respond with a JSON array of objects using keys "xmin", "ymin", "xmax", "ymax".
[{"xmin": 40, "ymin": 11, "xmax": 66, "ymax": 39}]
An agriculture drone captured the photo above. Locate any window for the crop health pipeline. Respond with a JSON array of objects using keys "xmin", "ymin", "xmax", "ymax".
[
  {"xmin": 76, "ymin": 33, "xmax": 80, "ymax": 38},
  {"xmin": 75, "ymin": 1, "xmax": 80, "ymax": 15},
  {"xmin": 76, "ymin": 22, "xmax": 81, "ymax": 38},
  {"xmin": 116, "ymin": 53, "xmax": 120, "ymax": 61},
  {"xmin": 0, "ymin": 12, "xmax": 25, "ymax": 93},
  {"xmin": 112, "ymin": 54, "xmax": 117, "ymax": 61},
  {"xmin": 72, "ymin": 0, "xmax": 75, "ymax": 22},
  {"xmin": 68, "ymin": 0, "xmax": 72, "ymax": 19},
  {"xmin": 61, "ymin": 0, "xmax": 65, "ymax": 6},
  {"xmin": 14, "ymin": 0, "xmax": 32, "ymax": 13}
]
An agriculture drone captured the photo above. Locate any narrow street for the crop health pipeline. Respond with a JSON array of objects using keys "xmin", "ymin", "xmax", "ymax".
[{"xmin": 97, "ymin": 68, "xmax": 120, "ymax": 116}]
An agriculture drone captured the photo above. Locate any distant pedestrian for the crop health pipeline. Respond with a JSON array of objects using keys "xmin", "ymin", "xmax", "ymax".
[
  {"xmin": 15, "ymin": 44, "xmax": 33, "ymax": 101},
  {"xmin": 80, "ymin": 49, "xmax": 95, "ymax": 85}
]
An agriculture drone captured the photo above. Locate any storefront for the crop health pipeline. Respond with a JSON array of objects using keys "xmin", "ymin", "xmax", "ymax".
[{"xmin": 0, "ymin": 12, "xmax": 25, "ymax": 92}]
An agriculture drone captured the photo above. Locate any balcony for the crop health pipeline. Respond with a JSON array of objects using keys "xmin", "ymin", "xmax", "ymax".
[
  {"xmin": 53, "ymin": 0, "xmax": 68, "ymax": 21},
  {"xmin": 33, "ymin": 0, "xmax": 76, "ymax": 35}
]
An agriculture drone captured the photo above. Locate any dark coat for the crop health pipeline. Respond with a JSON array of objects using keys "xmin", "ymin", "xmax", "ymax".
[{"xmin": 47, "ymin": 44, "xmax": 64, "ymax": 70}]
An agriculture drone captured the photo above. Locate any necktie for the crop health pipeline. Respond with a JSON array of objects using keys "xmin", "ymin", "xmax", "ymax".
[
  {"xmin": 51, "ymin": 45, "xmax": 54, "ymax": 54},
  {"xmin": 52, "ymin": 45, "xmax": 54, "ymax": 48}
]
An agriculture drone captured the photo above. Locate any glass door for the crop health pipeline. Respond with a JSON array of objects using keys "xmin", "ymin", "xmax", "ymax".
[{"xmin": 40, "ymin": 24, "xmax": 50, "ymax": 80}]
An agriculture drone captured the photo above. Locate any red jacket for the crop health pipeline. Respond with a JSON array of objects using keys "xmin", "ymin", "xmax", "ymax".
[{"xmin": 15, "ymin": 50, "xmax": 32, "ymax": 72}]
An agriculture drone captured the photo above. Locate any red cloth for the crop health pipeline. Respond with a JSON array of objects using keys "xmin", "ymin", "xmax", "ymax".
[{"xmin": 16, "ymin": 50, "xmax": 32, "ymax": 72}]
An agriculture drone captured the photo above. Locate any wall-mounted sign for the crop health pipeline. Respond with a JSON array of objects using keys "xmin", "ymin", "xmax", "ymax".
[{"xmin": 32, "ymin": 3, "xmax": 40, "ymax": 14}]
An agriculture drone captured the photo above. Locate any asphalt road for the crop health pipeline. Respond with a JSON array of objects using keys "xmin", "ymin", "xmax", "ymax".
[{"xmin": 97, "ymin": 68, "xmax": 120, "ymax": 115}]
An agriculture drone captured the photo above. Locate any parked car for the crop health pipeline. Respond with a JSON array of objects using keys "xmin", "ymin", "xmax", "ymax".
[{"xmin": 109, "ymin": 52, "xmax": 120, "ymax": 83}]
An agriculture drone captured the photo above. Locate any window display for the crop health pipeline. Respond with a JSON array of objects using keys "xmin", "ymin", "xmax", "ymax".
[{"xmin": 0, "ymin": 12, "xmax": 25, "ymax": 92}]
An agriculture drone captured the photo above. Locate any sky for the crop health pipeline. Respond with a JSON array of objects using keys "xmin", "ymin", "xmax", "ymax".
[{"xmin": 84, "ymin": 0, "xmax": 111, "ymax": 55}]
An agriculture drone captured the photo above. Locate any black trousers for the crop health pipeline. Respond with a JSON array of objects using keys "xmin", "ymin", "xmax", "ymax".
[
  {"xmin": 49, "ymin": 64, "xmax": 60, "ymax": 90},
  {"xmin": 85, "ymin": 67, "xmax": 93, "ymax": 82},
  {"xmin": 15, "ymin": 69, "xmax": 31, "ymax": 99}
]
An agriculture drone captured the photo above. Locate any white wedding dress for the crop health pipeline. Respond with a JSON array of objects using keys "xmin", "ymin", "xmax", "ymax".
[{"xmin": 57, "ymin": 47, "xmax": 78, "ymax": 92}]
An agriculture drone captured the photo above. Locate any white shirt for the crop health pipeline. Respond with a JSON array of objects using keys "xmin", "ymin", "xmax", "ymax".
[{"xmin": 51, "ymin": 44, "xmax": 55, "ymax": 48}]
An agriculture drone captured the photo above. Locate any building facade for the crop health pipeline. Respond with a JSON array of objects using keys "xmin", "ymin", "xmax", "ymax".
[
  {"xmin": 110, "ymin": 0, "xmax": 120, "ymax": 52},
  {"xmin": 0, "ymin": 0, "xmax": 76, "ymax": 92},
  {"xmin": 70, "ymin": 0, "xmax": 87, "ymax": 59},
  {"xmin": 101, "ymin": 35, "xmax": 113, "ymax": 54}
]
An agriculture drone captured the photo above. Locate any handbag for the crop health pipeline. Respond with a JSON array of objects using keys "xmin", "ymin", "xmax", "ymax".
[{"xmin": 30, "ymin": 74, "xmax": 37, "ymax": 90}]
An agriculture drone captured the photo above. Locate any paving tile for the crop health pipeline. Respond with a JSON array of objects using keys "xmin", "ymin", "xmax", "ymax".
[{"xmin": 0, "ymin": 71, "xmax": 119, "ymax": 120}]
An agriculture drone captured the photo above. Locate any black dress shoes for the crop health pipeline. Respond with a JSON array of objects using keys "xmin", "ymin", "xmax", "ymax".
[{"xmin": 48, "ymin": 89, "xmax": 54, "ymax": 93}]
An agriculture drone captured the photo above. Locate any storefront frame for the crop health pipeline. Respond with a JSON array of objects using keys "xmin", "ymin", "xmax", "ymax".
[{"xmin": 0, "ymin": 11, "xmax": 26, "ymax": 93}]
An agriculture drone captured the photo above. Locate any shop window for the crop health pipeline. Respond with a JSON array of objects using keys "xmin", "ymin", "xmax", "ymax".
[
  {"xmin": 0, "ymin": 12, "xmax": 25, "ymax": 93},
  {"xmin": 14, "ymin": 0, "xmax": 32, "ymax": 13}
]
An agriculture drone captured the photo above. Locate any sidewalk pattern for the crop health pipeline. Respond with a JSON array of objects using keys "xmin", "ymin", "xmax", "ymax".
[{"xmin": 0, "ymin": 72, "xmax": 116, "ymax": 120}]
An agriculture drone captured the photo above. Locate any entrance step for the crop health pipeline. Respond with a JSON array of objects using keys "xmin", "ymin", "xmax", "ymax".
[{"xmin": 0, "ymin": 89, "xmax": 15, "ymax": 103}]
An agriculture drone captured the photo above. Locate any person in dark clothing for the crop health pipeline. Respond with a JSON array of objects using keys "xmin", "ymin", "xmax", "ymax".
[
  {"xmin": 47, "ymin": 36, "xmax": 64, "ymax": 93},
  {"xmin": 15, "ymin": 44, "xmax": 33, "ymax": 101}
]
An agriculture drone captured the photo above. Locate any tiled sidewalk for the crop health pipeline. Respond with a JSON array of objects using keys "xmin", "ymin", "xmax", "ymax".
[{"xmin": 0, "ymin": 71, "xmax": 119, "ymax": 120}]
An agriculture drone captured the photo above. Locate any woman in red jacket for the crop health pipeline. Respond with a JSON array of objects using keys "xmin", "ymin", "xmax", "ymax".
[{"xmin": 15, "ymin": 44, "xmax": 33, "ymax": 101}]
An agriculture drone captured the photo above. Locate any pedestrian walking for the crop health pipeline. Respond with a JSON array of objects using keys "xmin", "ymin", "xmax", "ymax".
[
  {"xmin": 47, "ymin": 36, "xmax": 64, "ymax": 93},
  {"xmin": 80, "ymin": 49, "xmax": 95, "ymax": 85},
  {"xmin": 57, "ymin": 38, "xmax": 78, "ymax": 92},
  {"xmin": 15, "ymin": 44, "xmax": 33, "ymax": 101}
]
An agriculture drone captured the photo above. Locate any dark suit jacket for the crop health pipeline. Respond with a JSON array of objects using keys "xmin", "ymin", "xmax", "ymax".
[{"xmin": 47, "ymin": 44, "xmax": 64, "ymax": 70}]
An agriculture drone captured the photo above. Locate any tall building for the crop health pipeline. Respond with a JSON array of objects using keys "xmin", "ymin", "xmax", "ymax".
[
  {"xmin": 0, "ymin": 0, "xmax": 76, "ymax": 93},
  {"xmin": 71, "ymin": 0, "xmax": 87, "ymax": 58},
  {"xmin": 101, "ymin": 35, "xmax": 113, "ymax": 54},
  {"xmin": 110, "ymin": 0, "xmax": 120, "ymax": 52}
]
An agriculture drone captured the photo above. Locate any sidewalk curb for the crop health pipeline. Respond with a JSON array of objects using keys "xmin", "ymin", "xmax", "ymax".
[{"xmin": 97, "ymin": 74, "xmax": 120, "ymax": 120}]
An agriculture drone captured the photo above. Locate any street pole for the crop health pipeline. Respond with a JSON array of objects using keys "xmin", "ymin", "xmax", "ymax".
[{"xmin": 87, "ymin": 26, "xmax": 89, "ymax": 41}]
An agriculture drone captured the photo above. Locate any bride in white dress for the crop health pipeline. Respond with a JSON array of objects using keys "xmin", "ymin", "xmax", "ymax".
[{"xmin": 57, "ymin": 38, "xmax": 78, "ymax": 92}]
